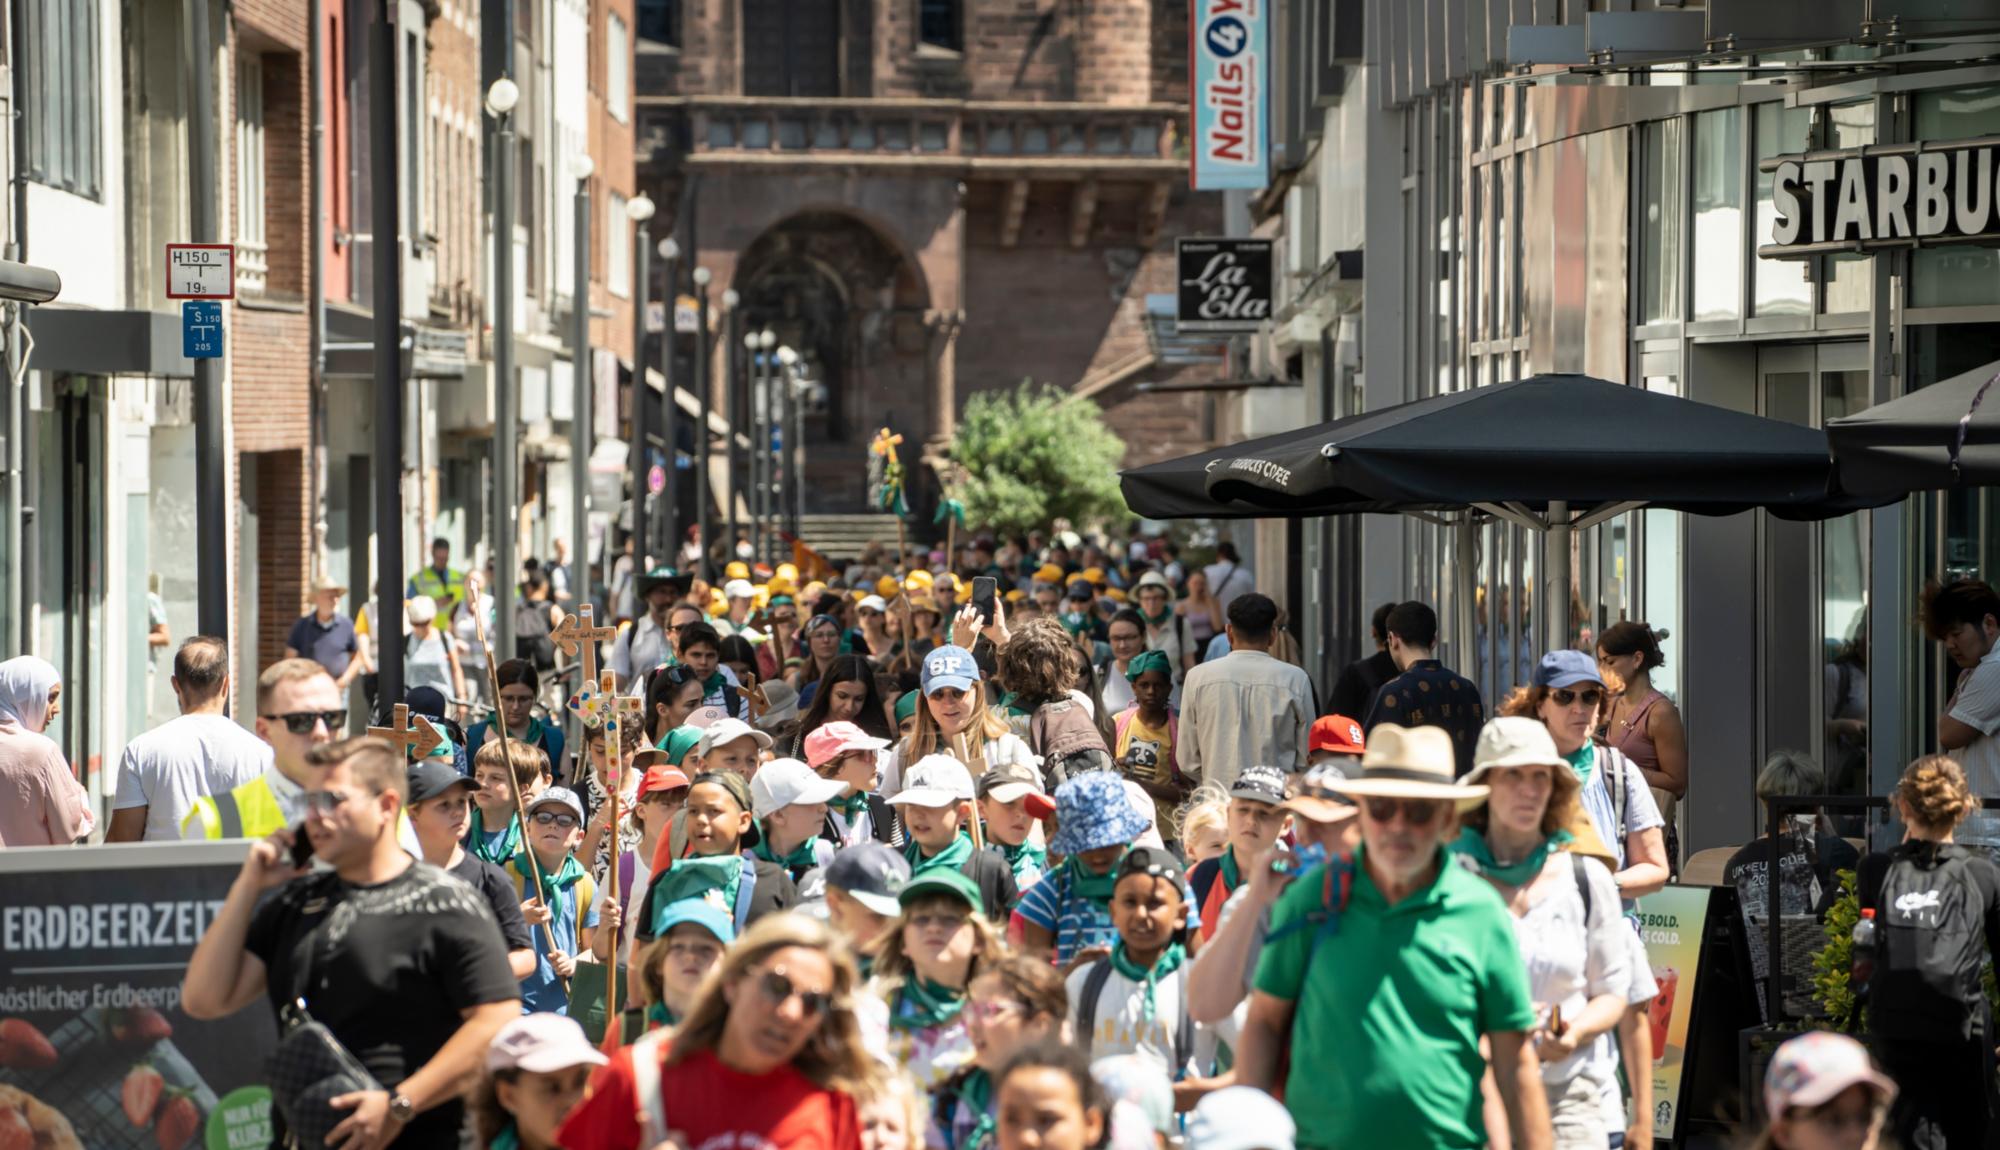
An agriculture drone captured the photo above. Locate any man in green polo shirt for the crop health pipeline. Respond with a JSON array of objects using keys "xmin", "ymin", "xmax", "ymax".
[{"xmin": 1238, "ymin": 725, "xmax": 1550, "ymax": 1150}]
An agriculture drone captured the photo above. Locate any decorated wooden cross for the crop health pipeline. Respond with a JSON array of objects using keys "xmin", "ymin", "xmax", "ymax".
[
  {"xmin": 551, "ymin": 603, "xmax": 617, "ymax": 688},
  {"xmin": 568, "ymin": 670, "xmax": 643, "ymax": 737},
  {"xmin": 368, "ymin": 703, "xmax": 444, "ymax": 760}
]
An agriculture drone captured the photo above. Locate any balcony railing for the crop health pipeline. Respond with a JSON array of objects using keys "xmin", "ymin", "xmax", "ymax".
[{"xmin": 647, "ymin": 97, "xmax": 1185, "ymax": 171}]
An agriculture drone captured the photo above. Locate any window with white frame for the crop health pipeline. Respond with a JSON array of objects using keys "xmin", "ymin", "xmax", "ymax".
[
  {"xmin": 235, "ymin": 56, "xmax": 268, "ymax": 294},
  {"xmin": 609, "ymin": 12, "xmax": 630, "ymax": 122},
  {"xmin": 609, "ymin": 192, "xmax": 631, "ymax": 298}
]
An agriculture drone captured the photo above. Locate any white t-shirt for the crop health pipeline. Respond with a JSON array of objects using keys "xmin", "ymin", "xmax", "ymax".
[
  {"xmin": 1950, "ymin": 648, "xmax": 2000, "ymax": 847},
  {"xmin": 113, "ymin": 713, "xmax": 272, "ymax": 841},
  {"xmin": 1491, "ymin": 853, "xmax": 1628, "ymax": 1092},
  {"xmin": 1064, "ymin": 960, "xmax": 1198, "ymax": 1079}
]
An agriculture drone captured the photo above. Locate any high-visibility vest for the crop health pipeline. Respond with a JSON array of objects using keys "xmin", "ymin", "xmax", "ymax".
[
  {"xmin": 409, "ymin": 565, "xmax": 466, "ymax": 609},
  {"xmin": 182, "ymin": 774, "xmax": 289, "ymax": 840}
]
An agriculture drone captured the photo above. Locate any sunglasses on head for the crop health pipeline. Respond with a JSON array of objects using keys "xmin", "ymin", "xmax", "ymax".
[
  {"xmin": 265, "ymin": 710, "xmax": 347, "ymax": 735},
  {"xmin": 1551, "ymin": 687, "xmax": 1604, "ymax": 708},
  {"xmin": 755, "ymin": 966, "xmax": 831, "ymax": 1018},
  {"xmin": 1362, "ymin": 797, "xmax": 1444, "ymax": 825}
]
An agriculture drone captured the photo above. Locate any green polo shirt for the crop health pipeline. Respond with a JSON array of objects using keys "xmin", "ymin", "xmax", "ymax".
[{"xmin": 1253, "ymin": 845, "xmax": 1534, "ymax": 1150}]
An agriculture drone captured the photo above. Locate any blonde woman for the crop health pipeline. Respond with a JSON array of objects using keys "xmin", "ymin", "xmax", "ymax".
[
  {"xmin": 559, "ymin": 913, "xmax": 879, "ymax": 1150},
  {"xmin": 881, "ymin": 644, "xmax": 1034, "ymax": 800}
]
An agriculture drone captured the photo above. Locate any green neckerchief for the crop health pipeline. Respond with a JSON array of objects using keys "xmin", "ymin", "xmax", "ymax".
[
  {"xmin": 1139, "ymin": 606, "xmax": 1174, "ymax": 629},
  {"xmin": 1109, "ymin": 940, "xmax": 1188, "ymax": 1023},
  {"xmin": 1064, "ymin": 852, "xmax": 1123, "ymax": 907},
  {"xmin": 519, "ymin": 715, "xmax": 548, "ymax": 748},
  {"xmin": 755, "ymin": 832, "xmax": 821, "ymax": 875},
  {"xmin": 950, "ymin": 1069, "xmax": 997, "ymax": 1150},
  {"xmin": 1450, "ymin": 826, "xmax": 1574, "ymax": 887},
  {"xmin": 533, "ymin": 851, "xmax": 589, "ymax": 893},
  {"xmin": 646, "ymin": 855, "xmax": 746, "ymax": 935},
  {"xmin": 1565, "ymin": 742, "xmax": 1596, "ymax": 787},
  {"xmin": 1000, "ymin": 840, "xmax": 1047, "ymax": 879},
  {"xmin": 832, "ymin": 791, "xmax": 871, "ymax": 818},
  {"xmin": 1218, "ymin": 847, "xmax": 1244, "ymax": 895},
  {"xmin": 703, "ymin": 670, "xmax": 727, "ymax": 695},
  {"xmin": 857, "ymin": 953, "xmax": 875, "ymax": 981},
  {"xmin": 467, "ymin": 808, "xmax": 522, "ymax": 866},
  {"xmin": 646, "ymin": 1002, "xmax": 677, "ymax": 1029},
  {"xmin": 893, "ymin": 975, "xmax": 966, "ymax": 1032},
  {"xmin": 489, "ymin": 1122, "xmax": 520, "ymax": 1150},
  {"xmin": 906, "ymin": 830, "xmax": 976, "ymax": 877}
]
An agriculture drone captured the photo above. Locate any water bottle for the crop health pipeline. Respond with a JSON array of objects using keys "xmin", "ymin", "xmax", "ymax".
[{"xmin": 1850, "ymin": 907, "xmax": 1878, "ymax": 1001}]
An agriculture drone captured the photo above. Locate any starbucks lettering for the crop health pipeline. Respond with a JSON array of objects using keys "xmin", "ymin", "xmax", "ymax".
[{"xmin": 1763, "ymin": 138, "xmax": 2000, "ymax": 257}]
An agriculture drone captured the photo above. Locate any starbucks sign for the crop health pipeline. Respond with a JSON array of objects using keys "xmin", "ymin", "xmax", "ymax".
[{"xmin": 1762, "ymin": 139, "xmax": 2000, "ymax": 258}]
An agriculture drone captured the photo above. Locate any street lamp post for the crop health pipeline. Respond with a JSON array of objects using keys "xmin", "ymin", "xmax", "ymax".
[
  {"xmin": 721, "ymin": 290, "xmax": 740, "ymax": 567},
  {"xmin": 691, "ymin": 266, "xmax": 712, "ymax": 582},
  {"xmin": 488, "ymin": 75, "xmax": 521, "ymax": 665},
  {"xmin": 778, "ymin": 345, "xmax": 801, "ymax": 540},
  {"xmin": 570, "ymin": 155, "xmax": 592, "ymax": 611},
  {"xmin": 756, "ymin": 329, "xmax": 776, "ymax": 561},
  {"xmin": 626, "ymin": 193, "xmax": 655, "ymax": 573},
  {"xmin": 656, "ymin": 237, "xmax": 679, "ymax": 564},
  {"xmin": 366, "ymin": 0, "xmax": 405, "ymax": 710}
]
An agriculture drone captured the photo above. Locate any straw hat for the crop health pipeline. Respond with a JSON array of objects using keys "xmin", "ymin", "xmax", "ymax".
[
  {"xmin": 1462, "ymin": 717, "xmax": 1617, "ymax": 864},
  {"xmin": 310, "ymin": 573, "xmax": 348, "ymax": 595},
  {"xmin": 1330, "ymin": 725, "xmax": 1487, "ymax": 812}
]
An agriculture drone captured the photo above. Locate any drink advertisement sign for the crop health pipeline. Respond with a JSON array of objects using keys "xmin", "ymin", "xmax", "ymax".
[
  {"xmin": 1638, "ymin": 885, "xmax": 1713, "ymax": 1143},
  {"xmin": 1190, "ymin": 0, "xmax": 1268, "ymax": 190},
  {"xmin": 0, "ymin": 843, "xmax": 278, "ymax": 1150}
]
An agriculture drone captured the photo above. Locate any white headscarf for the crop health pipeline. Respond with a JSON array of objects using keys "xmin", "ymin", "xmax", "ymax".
[{"xmin": 0, "ymin": 656, "xmax": 61, "ymax": 732}]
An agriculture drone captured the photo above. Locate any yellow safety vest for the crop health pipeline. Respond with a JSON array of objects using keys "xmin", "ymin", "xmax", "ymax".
[
  {"xmin": 182, "ymin": 774, "xmax": 290, "ymax": 840},
  {"xmin": 409, "ymin": 565, "xmax": 466, "ymax": 611}
]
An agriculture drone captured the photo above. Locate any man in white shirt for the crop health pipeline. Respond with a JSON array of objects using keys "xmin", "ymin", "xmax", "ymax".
[
  {"xmin": 608, "ymin": 567, "xmax": 692, "ymax": 690},
  {"xmin": 1928, "ymin": 579, "xmax": 2000, "ymax": 847},
  {"xmin": 107, "ymin": 636, "xmax": 273, "ymax": 842},
  {"xmin": 1179, "ymin": 593, "xmax": 1313, "ymax": 791}
]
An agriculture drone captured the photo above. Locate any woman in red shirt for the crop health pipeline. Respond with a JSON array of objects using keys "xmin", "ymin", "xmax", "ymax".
[{"xmin": 560, "ymin": 914, "xmax": 879, "ymax": 1150}]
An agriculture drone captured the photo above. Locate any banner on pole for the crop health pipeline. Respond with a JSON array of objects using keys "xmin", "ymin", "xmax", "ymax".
[{"xmin": 1190, "ymin": 0, "xmax": 1268, "ymax": 191}]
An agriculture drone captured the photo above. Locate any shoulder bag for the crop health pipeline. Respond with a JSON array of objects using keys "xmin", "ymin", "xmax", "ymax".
[{"xmin": 265, "ymin": 914, "xmax": 385, "ymax": 1150}]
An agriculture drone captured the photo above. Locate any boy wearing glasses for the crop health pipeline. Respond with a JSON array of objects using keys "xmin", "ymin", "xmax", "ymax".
[{"xmin": 506, "ymin": 786, "xmax": 601, "ymax": 1015}]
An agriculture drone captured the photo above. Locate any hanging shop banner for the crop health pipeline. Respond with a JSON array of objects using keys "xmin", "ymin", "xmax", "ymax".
[
  {"xmin": 1638, "ymin": 885, "xmax": 1714, "ymax": 1144},
  {"xmin": 0, "ymin": 842, "xmax": 279, "ymax": 1150},
  {"xmin": 1762, "ymin": 139, "xmax": 2000, "ymax": 258},
  {"xmin": 1191, "ymin": 0, "xmax": 1268, "ymax": 191},
  {"xmin": 1176, "ymin": 238, "xmax": 1274, "ymax": 332}
]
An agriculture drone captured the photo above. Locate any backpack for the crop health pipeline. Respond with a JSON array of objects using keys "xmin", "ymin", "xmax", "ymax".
[
  {"xmin": 1863, "ymin": 844, "xmax": 1993, "ymax": 1040},
  {"xmin": 1077, "ymin": 958, "xmax": 1195, "ymax": 1075},
  {"xmin": 515, "ymin": 601, "xmax": 556, "ymax": 669},
  {"xmin": 629, "ymin": 1026, "xmax": 676, "ymax": 1149}
]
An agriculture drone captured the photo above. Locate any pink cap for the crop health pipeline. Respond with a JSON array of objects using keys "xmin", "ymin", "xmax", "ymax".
[
  {"xmin": 803, "ymin": 720, "xmax": 890, "ymax": 768},
  {"xmin": 484, "ymin": 1013, "xmax": 608, "ymax": 1074},
  {"xmin": 1762, "ymin": 1031, "xmax": 1896, "ymax": 1120}
]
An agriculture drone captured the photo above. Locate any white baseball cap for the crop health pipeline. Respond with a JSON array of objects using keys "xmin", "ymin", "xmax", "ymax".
[
  {"xmin": 858, "ymin": 594, "xmax": 889, "ymax": 614},
  {"xmin": 695, "ymin": 716, "xmax": 774, "ymax": 758},
  {"xmin": 751, "ymin": 757, "xmax": 848, "ymax": 819},
  {"xmin": 484, "ymin": 1013, "xmax": 608, "ymax": 1074},
  {"xmin": 887, "ymin": 754, "xmax": 976, "ymax": 808},
  {"xmin": 724, "ymin": 579, "xmax": 756, "ymax": 600},
  {"xmin": 1185, "ymin": 1087, "xmax": 1294, "ymax": 1150}
]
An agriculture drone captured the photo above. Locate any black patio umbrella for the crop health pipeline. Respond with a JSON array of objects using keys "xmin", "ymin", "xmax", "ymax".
[
  {"xmin": 1826, "ymin": 359, "xmax": 2000, "ymax": 497},
  {"xmin": 1118, "ymin": 432, "xmax": 1377, "ymax": 521},
  {"xmin": 1198, "ymin": 373, "xmax": 1854, "ymax": 519}
]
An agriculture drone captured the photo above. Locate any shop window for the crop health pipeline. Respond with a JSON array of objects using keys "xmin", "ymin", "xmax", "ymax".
[
  {"xmin": 23, "ymin": 0, "xmax": 101, "ymax": 199},
  {"xmin": 1912, "ymin": 88, "xmax": 2000, "ymax": 308},
  {"xmin": 1752, "ymin": 103, "xmax": 1811, "ymax": 317},
  {"xmin": 1639, "ymin": 119, "xmax": 1683, "ymax": 324},
  {"xmin": 1691, "ymin": 109, "xmax": 1742, "ymax": 322}
]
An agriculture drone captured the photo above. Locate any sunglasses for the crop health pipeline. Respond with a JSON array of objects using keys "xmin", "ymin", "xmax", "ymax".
[
  {"xmin": 755, "ymin": 967, "xmax": 831, "ymax": 1018},
  {"xmin": 1362, "ymin": 797, "xmax": 1444, "ymax": 825},
  {"xmin": 965, "ymin": 999, "xmax": 1026, "ymax": 1024},
  {"xmin": 531, "ymin": 810, "xmax": 580, "ymax": 829},
  {"xmin": 908, "ymin": 909, "xmax": 970, "ymax": 932},
  {"xmin": 265, "ymin": 710, "xmax": 347, "ymax": 735},
  {"xmin": 1551, "ymin": 687, "xmax": 1604, "ymax": 708},
  {"xmin": 302, "ymin": 788, "xmax": 355, "ymax": 816}
]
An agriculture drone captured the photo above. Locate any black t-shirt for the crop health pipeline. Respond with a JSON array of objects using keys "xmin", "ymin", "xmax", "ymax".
[
  {"xmin": 246, "ymin": 861, "xmax": 521, "ymax": 1146},
  {"xmin": 450, "ymin": 851, "xmax": 535, "ymax": 953}
]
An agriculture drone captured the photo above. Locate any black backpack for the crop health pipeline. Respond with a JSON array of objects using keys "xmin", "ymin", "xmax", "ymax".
[
  {"xmin": 1863, "ymin": 843, "xmax": 1993, "ymax": 1040},
  {"xmin": 514, "ymin": 601, "xmax": 556, "ymax": 669}
]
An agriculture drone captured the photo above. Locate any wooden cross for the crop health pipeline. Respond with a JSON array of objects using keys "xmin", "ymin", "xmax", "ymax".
[
  {"xmin": 551, "ymin": 603, "xmax": 617, "ymax": 689},
  {"xmin": 367, "ymin": 704, "xmax": 444, "ymax": 761}
]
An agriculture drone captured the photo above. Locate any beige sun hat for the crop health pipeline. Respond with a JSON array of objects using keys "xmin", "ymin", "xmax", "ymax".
[{"xmin": 1329, "ymin": 724, "xmax": 1488, "ymax": 812}]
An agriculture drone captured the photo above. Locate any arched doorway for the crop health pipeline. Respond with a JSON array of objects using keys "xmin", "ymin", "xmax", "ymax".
[{"xmin": 734, "ymin": 210, "xmax": 932, "ymax": 512}]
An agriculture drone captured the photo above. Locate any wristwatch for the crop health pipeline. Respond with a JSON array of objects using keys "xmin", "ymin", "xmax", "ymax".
[{"xmin": 387, "ymin": 1094, "xmax": 416, "ymax": 1124}]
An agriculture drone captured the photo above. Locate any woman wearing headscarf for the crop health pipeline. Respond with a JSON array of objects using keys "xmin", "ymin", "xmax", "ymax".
[{"xmin": 0, "ymin": 656, "xmax": 91, "ymax": 846}]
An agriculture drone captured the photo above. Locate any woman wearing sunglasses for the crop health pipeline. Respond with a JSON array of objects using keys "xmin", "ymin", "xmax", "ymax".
[
  {"xmin": 645, "ymin": 665, "xmax": 708, "ymax": 748},
  {"xmin": 935, "ymin": 955, "xmax": 1070, "ymax": 1150},
  {"xmin": 559, "ymin": 914, "xmax": 879, "ymax": 1150}
]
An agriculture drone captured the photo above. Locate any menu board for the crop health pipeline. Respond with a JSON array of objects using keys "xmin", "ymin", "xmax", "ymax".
[{"xmin": 1637, "ymin": 885, "xmax": 1714, "ymax": 1144}]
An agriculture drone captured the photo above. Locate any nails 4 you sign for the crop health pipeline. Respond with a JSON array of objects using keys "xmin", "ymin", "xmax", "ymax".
[{"xmin": 1176, "ymin": 237, "xmax": 1273, "ymax": 333}]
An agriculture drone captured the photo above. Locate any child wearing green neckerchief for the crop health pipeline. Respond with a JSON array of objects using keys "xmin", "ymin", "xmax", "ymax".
[
  {"xmin": 504, "ymin": 787, "xmax": 600, "ymax": 1016},
  {"xmin": 1185, "ymin": 764, "xmax": 1290, "ymax": 945},
  {"xmin": 1066, "ymin": 845, "xmax": 1201, "ymax": 1083},
  {"xmin": 974, "ymin": 762, "xmax": 1051, "ymax": 891},
  {"xmin": 611, "ymin": 900, "xmax": 733, "ymax": 1046},
  {"xmin": 931, "ymin": 953, "xmax": 1068, "ymax": 1150},
  {"xmin": 748, "ymin": 758, "xmax": 844, "ymax": 882},
  {"xmin": 468, "ymin": 738, "xmax": 549, "ymax": 866},
  {"xmin": 865, "ymin": 869, "xmax": 1002, "ymax": 1095}
]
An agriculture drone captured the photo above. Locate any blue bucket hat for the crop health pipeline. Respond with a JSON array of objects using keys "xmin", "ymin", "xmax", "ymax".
[
  {"xmin": 1533, "ymin": 649, "xmax": 1605, "ymax": 691},
  {"xmin": 1048, "ymin": 770, "xmax": 1152, "ymax": 857},
  {"xmin": 922, "ymin": 645, "xmax": 981, "ymax": 695}
]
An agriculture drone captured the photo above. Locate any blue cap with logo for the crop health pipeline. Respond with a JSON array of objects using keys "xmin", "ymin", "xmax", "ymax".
[
  {"xmin": 1533, "ymin": 649, "xmax": 1605, "ymax": 691},
  {"xmin": 922, "ymin": 645, "xmax": 981, "ymax": 695}
]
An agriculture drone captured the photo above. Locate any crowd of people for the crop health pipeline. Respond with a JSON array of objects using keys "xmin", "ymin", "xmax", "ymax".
[{"xmin": 17, "ymin": 528, "xmax": 2000, "ymax": 1150}]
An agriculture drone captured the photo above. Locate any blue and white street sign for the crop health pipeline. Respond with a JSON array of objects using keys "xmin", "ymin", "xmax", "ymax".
[{"xmin": 182, "ymin": 301, "xmax": 224, "ymax": 359}]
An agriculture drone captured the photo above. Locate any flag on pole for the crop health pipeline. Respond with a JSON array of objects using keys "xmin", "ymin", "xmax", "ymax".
[
  {"xmin": 934, "ymin": 497, "xmax": 967, "ymax": 531},
  {"xmin": 868, "ymin": 428, "xmax": 909, "ymax": 517}
]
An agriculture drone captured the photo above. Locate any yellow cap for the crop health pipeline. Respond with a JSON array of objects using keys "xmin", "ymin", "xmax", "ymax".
[
  {"xmin": 776, "ymin": 563, "xmax": 800, "ymax": 582},
  {"xmin": 706, "ymin": 589, "xmax": 727, "ymax": 616},
  {"xmin": 1105, "ymin": 587, "xmax": 1129, "ymax": 603},
  {"xmin": 908, "ymin": 595, "xmax": 941, "ymax": 617},
  {"xmin": 876, "ymin": 575, "xmax": 901, "ymax": 597},
  {"xmin": 1065, "ymin": 572, "xmax": 1090, "ymax": 586},
  {"xmin": 753, "ymin": 587, "xmax": 771, "ymax": 610},
  {"xmin": 905, "ymin": 570, "xmax": 935, "ymax": 590},
  {"xmin": 803, "ymin": 581, "xmax": 827, "ymax": 602},
  {"xmin": 725, "ymin": 562, "xmax": 751, "ymax": 581},
  {"xmin": 1082, "ymin": 567, "xmax": 1106, "ymax": 585},
  {"xmin": 1005, "ymin": 589, "xmax": 1027, "ymax": 603},
  {"xmin": 767, "ymin": 577, "xmax": 796, "ymax": 597},
  {"xmin": 850, "ymin": 588, "xmax": 868, "ymax": 600},
  {"xmin": 1034, "ymin": 564, "xmax": 1064, "ymax": 585},
  {"xmin": 937, "ymin": 572, "xmax": 963, "ymax": 591}
]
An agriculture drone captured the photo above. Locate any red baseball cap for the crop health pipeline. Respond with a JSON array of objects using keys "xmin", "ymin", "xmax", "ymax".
[
  {"xmin": 638, "ymin": 763, "xmax": 691, "ymax": 795},
  {"xmin": 1309, "ymin": 714, "xmax": 1366, "ymax": 756}
]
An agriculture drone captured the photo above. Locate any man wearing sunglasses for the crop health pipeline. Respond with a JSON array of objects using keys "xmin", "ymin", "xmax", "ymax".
[
  {"xmin": 182, "ymin": 658, "xmax": 345, "ymax": 841},
  {"xmin": 610, "ymin": 567, "xmax": 693, "ymax": 692},
  {"xmin": 1236, "ymin": 725, "xmax": 1550, "ymax": 1150}
]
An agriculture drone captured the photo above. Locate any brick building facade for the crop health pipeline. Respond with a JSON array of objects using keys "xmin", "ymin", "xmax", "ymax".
[{"xmin": 635, "ymin": 0, "xmax": 1226, "ymax": 521}]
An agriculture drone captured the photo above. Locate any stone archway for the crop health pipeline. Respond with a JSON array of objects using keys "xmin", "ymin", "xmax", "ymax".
[{"xmin": 733, "ymin": 210, "xmax": 935, "ymax": 512}]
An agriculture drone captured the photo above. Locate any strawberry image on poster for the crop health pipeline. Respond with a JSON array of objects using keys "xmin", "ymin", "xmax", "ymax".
[{"xmin": 0, "ymin": 1021, "xmax": 56, "ymax": 1071}]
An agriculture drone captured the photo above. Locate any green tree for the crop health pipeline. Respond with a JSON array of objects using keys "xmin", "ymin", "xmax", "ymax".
[{"xmin": 950, "ymin": 381, "xmax": 1129, "ymax": 537}]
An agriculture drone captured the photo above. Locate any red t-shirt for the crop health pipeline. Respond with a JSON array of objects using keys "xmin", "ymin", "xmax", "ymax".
[{"xmin": 559, "ymin": 1043, "xmax": 862, "ymax": 1150}]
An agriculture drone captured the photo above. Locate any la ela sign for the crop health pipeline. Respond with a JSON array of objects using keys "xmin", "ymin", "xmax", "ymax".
[{"xmin": 1763, "ymin": 138, "xmax": 2000, "ymax": 258}]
